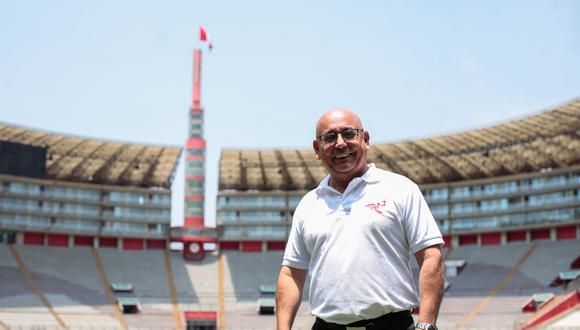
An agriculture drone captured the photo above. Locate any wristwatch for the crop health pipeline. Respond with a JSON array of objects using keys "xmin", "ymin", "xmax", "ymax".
[{"xmin": 416, "ymin": 322, "xmax": 438, "ymax": 330}]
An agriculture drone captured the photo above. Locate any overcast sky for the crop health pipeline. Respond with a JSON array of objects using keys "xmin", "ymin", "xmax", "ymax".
[{"xmin": 2, "ymin": 1, "xmax": 580, "ymax": 226}]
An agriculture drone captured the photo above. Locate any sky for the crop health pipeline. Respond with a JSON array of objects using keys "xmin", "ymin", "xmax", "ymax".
[{"xmin": 1, "ymin": 1, "xmax": 580, "ymax": 227}]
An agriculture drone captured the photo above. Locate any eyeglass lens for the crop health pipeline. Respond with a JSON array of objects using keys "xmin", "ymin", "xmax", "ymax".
[{"xmin": 321, "ymin": 128, "xmax": 359, "ymax": 144}]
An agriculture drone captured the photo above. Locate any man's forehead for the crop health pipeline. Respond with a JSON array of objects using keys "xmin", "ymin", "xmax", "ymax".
[
  {"xmin": 316, "ymin": 109, "xmax": 362, "ymax": 133},
  {"xmin": 324, "ymin": 110, "xmax": 352, "ymax": 121}
]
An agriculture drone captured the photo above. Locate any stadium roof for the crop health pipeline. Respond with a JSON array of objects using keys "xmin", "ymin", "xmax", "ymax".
[
  {"xmin": 0, "ymin": 123, "xmax": 181, "ymax": 188},
  {"xmin": 220, "ymin": 98, "xmax": 580, "ymax": 191}
]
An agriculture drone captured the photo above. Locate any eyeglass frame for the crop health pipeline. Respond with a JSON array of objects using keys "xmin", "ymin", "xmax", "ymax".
[{"xmin": 316, "ymin": 127, "xmax": 365, "ymax": 146}]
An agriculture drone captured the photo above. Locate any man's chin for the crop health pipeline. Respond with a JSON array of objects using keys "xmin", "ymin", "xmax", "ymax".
[{"xmin": 330, "ymin": 164, "xmax": 357, "ymax": 175}]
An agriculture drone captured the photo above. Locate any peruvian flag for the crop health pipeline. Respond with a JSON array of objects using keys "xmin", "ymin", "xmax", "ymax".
[
  {"xmin": 199, "ymin": 26, "xmax": 208, "ymax": 41},
  {"xmin": 199, "ymin": 26, "xmax": 213, "ymax": 51}
]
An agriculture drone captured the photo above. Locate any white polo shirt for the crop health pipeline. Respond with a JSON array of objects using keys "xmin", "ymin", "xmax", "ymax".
[{"xmin": 282, "ymin": 164, "xmax": 443, "ymax": 325}]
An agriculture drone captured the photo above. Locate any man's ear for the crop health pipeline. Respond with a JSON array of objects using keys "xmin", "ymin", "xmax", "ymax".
[
  {"xmin": 363, "ymin": 131, "xmax": 370, "ymax": 150},
  {"xmin": 313, "ymin": 140, "xmax": 320, "ymax": 160}
]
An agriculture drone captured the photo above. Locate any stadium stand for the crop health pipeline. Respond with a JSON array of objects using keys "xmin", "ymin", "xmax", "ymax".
[
  {"xmin": 217, "ymin": 98, "xmax": 580, "ymax": 256},
  {"xmin": 213, "ymin": 98, "xmax": 580, "ymax": 328},
  {"xmin": 0, "ymin": 244, "xmax": 119, "ymax": 328},
  {"xmin": 0, "ymin": 121, "xmax": 188, "ymax": 328},
  {"xmin": 172, "ymin": 251, "xmax": 219, "ymax": 311},
  {"xmin": 425, "ymin": 244, "xmax": 535, "ymax": 328},
  {"xmin": 432, "ymin": 240, "xmax": 580, "ymax": 329},
  {"xmin": 0, "ymin": 122, "xmax": 180, "ymax": 258},
  {"xmin": 518, "ymin": 240, "xmax": 580, "ymax": 287},
  {"xmin": 6, "ymin": 246, "xmax": 119, "ymax": 327},
  {"xmin": 0, "ymin": 122, "xmax": 180, "ymax": 188},
  {"xmin": 218, "ymin": 99, "xmax": 580, "ymax": 190},
  {"xmin": 466, "ymin": 295, "xmax": 533, "ymax": 329},
  {"xmin": 15, "ymin": 245, "xmax": 106, "ymax": 296},
  {"xmin": 98, "ymin": 248, "xmax": 177, "ymax": 327},
  {"xmin": 0, "ymin": 245, "xmax": 60, "ymax": 328},
  {"xmin": 219, "ymin": 250, "xmax": 315, "ymax": 329},
  {"xmin": 220, "ymin": 251, "xmax": 284, "ymax": 301},
  {"xmin": 2, "ymin": 94, "xmax": 580, "ymax": 328},
  {"xmin": 445, "ymin": 243, "xmax": 542, "ymax": 295},
  {"xmin": 0, "ymin": 244, "xmax": 226, "ymax": 329},
  {"xmin": 436, "ymin": 296, "xmax": 484, "ymax": 328}
]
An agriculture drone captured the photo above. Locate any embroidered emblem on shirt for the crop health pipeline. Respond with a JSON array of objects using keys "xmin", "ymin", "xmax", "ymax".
[{"xmin": 365, "ymin": 200, "xmax": 387, "ymax": 215}]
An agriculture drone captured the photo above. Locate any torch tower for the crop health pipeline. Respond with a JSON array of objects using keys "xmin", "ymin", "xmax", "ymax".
[
  {"xmin": 184, "ymin": 49, "xmax": 206, "ymax": 229},
  {"xmin": 173, "ymin": 28, "xmax": 217, "ymax": 261}
]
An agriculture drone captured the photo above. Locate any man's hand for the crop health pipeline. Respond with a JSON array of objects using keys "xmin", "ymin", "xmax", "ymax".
[{"xmin": 276, "ymin": 266, "xmax": 308, "ymax": 330}]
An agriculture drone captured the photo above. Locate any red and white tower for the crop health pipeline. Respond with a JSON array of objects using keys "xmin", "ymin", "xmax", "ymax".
[
  {"xmin": 173, "ymin": 27, "xmax": 216, "ymax": 261},
  {"xmin": 184, "ymin": 48, "xmax": 206, "ymax": 228}
]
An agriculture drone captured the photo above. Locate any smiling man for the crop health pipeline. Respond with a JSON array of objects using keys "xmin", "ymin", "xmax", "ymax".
[{"xmin": 276, "ymin": 109, "xmax": 445, "ymax": 330}]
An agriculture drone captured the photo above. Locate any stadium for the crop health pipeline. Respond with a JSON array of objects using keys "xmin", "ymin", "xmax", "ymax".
[
  {"xmin": 1, "ymin": 96, "xmax": 579, "ymax": 329},
  {"xmin": 0, "ymin": 27, "xmax": 579, "ymax": 330}
]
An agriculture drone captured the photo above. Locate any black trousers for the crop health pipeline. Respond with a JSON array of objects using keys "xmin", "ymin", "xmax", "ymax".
[{"xmin": 311, "ymin": 310, "xmax": 414, "ymax": 330}]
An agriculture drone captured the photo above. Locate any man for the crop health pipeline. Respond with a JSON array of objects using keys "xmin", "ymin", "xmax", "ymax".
[{"xmin": 276, "ymin": 109, "xmax": 444, "ymax": 330}]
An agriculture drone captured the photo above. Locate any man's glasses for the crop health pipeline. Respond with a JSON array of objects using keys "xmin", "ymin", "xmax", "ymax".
[{"xmin": 317, "ymin": 128, "xmax": 364, "ymax": 146}]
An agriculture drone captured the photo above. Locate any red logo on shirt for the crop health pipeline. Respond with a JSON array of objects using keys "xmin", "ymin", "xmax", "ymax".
[{"xmin": 365, "ymin": 200, "xmax": 387, "ymax": 215}]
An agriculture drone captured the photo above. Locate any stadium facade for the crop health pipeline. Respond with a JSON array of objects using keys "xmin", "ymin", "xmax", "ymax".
[
  {"xmin": 0, "ymin": 123, "xmax": 181, "ymax": 249},
  {"xmin": 216, "ymin": 98, "xmax": 580, "ymax": 251}
]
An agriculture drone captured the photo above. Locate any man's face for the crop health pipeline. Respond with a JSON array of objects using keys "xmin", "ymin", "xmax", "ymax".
[{"xmin": 313, "ymin": 110, "xmax": 370, "ymax": 181}]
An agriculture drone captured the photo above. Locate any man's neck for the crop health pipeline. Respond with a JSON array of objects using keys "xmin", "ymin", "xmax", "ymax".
[
  {"xmin": 328, "ymin": 165, "xmax": 369, "ymax": 193},
  {"xmin": 328, "ymin": 177, "xmax": 349, "ymax": 194}
]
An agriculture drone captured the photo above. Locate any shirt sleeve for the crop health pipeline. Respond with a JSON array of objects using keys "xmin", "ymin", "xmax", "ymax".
[
  {"xmin": 282, "ymin": 210, "xmax": 310, "ymax": 269},
  {"xmin": 403, "ymin": 183, "xmax": 444, "ymax": 254}
]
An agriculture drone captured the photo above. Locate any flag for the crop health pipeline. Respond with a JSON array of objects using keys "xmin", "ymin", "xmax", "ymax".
[
  {"xmin": 199, "ymin": 26, "xmax": 213, "ymax": 52},
  {"xmin": 200, "ymin": 26, "xmax": 208, "ymax": 42}
]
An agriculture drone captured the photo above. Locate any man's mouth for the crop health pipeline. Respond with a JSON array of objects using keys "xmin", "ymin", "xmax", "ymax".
[{"xmin": 334, "ymin": 153, "xmax": 353, "ymax": 160}]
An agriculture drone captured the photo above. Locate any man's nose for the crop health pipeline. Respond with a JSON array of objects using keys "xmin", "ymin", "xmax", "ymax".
[{"xmin": 335, "ymin": 133, "xmax": 347, "ymax": 148}]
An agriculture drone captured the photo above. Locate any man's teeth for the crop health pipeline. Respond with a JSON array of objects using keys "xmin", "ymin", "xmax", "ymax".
[{"xmin": 335, "ymin": 154, "xmax": 350, "ymax": 159}]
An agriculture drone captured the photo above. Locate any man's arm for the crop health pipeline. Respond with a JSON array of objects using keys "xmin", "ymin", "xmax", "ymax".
[
  {"xmin": 414, "ymin": 245, "xmax": 444, "ymax": 327},
  {"xmin": 276, "ymin": 266, "xmax": 308, "ymax": 330}
]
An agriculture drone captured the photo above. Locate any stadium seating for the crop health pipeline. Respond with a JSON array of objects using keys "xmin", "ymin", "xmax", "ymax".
[
  {"xmin": 3, "ymin": 238, "xmax": 580, "ymax": 329},
  {"xmin": 465, "ymin": 295, "xmax": 533, "ymax": 329},
  {"xmin": 0, "ymin": 245, "xmax": 58, "ymax": 327},
  {"xmin": 432, "ymin": 240, "xmax": 580, "ymax": 328},
  {"xmin": 444, "ymin": 242, "xmax": 541, "ymax": 295},
  {"xmin": 0, "ymin": 245, "xmax": 119, "ymax": 328},
  {"xmin": 0, "ymin": 245, "xmax": 199, "ymax": 328},
  {"xmin": 219, "ymin": 99, "xmax": 580, "ymax": 190},
  {"xmin": 219, "ymin": 250, "xmax": 315, "ymax": 329},
  {"xmin": 15, "ymin": 245, "xmax": 106, "ymax": 296},
  {"xmin": 0, "ymin": 122, "xmax": 181, "ymax": 187},
  {"xmin": 220, "ymin": 251, "xmax": 285, "ymax": 302},
  {"xmin": 518, "ymin": 240, "xmax": 580, "ymax": 287},
  {"xmin": 98, "ymin": 248, "xmax": 176, "ymax": 327},
  {"xmin": 172, "ymin": 251, "xmax": 219, "ymax": 311}
]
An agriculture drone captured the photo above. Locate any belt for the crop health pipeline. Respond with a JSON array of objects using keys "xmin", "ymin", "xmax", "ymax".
[{"xmin": 315, "ymin": 310, "xmax": 412, "ymax": 330}]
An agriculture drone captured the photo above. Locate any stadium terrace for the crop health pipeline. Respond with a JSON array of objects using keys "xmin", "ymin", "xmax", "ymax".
[
  {"xmin": 0, "ymin": 124, "xmax": 181, "ymax": 249},
  {"xmin": 0, "ymin": 98, "xmax": 579, "ymax": 329},
  {"xmin": 217, "ymin": 98, "xmax": 580, "ymax": 250}
]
